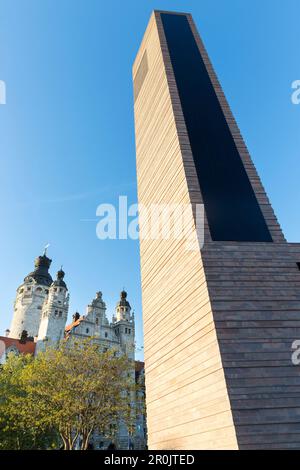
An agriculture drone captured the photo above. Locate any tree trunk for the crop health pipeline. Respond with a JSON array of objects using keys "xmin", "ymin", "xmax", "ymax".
[
  {"xmin": 61, "ymin": 433, "xmax": 71, "ymax": 450},
  {"xmin": 81, "ymin": 429, "xmax": 93, "ymax": 450}
]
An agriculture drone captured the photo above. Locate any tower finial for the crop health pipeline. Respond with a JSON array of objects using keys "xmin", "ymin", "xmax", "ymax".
[{"xmin": 43, "ymin": 243, "xmax": 50, "ymax": 257}]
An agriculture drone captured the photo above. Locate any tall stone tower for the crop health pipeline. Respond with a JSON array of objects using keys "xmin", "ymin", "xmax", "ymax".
[
  {"xmin": 133, "ymin": 11, "xmax": 300, "ymax": 449},
  {"xmin": 36, "ymin": 268, "xmax": 69, "ymax": 352},
  {"xmin": 9, "ymin": 252, "xmax": 53, "ymax": 339}
]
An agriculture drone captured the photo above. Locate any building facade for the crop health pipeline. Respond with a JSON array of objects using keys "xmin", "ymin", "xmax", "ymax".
[
  {"xmin": 133, "ymin": 11, "xmax": 300, "ymax": 449},
  {"xmin": 2, "ymin": 251, "xmax": 146, "ymax": 450}
]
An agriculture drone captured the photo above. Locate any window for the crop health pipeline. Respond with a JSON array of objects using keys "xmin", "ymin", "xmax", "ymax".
[
  {"xmin": 128, "ymin": 329, "xmax": 131, "ymax": 334},
  {"xmin": 105, "ymin": 332, "xmax": 108, "ymax": 338},
  {"xmin": 86, "ymin": 328, "xmax": 89, "ymax": 334},
  {"xmin": 125, "ymin": 328, "xmax": 128, "ymax": 334},
  {"xmin": 37, "ymin": 306, "xmax": 42, "ymax": 310},
  {"xmin": 55, "ymin": 310, "xmax": 58, "ymax": 315},
  {"xmin": 160, "ymin": 13, "xmax": 273, "ymax": 243},
  {"xmin": 95, "ymin": 318, "xmax": 99, "ymax": 325},
  {"xmin": 59, "ymin": 311, "xmax": 62, "ymax": 317},
  {"xmin": 297, "ymin": 262, "xmax": 300, "ymax": 271}
]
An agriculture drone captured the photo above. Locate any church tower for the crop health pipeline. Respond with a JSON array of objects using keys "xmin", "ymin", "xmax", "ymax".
[
  {"xmin": 113, "ymin": 290, "xmax": 135, "ymax": 360},
  {"xmin": 36, "ymin": 268, "xmax": 69, "ymax": 352},
  {"xmin": 9, "ymin": 251, "xmax": 53, "ymax": 339}
]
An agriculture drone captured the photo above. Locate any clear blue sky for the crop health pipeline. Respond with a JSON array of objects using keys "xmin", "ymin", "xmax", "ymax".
[{"xmin": 0, "ymin": 0, "xmax": 299, "ymax": 359}]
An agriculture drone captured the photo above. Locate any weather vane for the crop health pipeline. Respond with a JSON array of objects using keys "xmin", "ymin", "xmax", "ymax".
[{"xmin": 43, "ymin": 243, "xmax": 50, "ymax": 256}]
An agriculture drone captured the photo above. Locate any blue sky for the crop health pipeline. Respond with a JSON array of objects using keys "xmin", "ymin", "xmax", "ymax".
[{"xmin": 0, "ymin": 0, "xmax": 299, "ymax": 359}]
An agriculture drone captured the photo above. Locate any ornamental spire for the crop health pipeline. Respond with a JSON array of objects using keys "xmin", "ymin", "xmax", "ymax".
[{"xmin": 43, "ymin": 243, "xmax": 50, "ymax": 257}]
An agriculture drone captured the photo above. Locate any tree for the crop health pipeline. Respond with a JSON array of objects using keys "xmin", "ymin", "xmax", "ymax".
[
  {"xmin": 0, "ymin": 340, "xmax": 137, "ymax": 449},
  {"xmin": 0, "ymin": 353, "xmax": 58, "ymax": 449},
  {"xmin": 0, "ymin": 338, "xmax": 136, "ymax": 450}
]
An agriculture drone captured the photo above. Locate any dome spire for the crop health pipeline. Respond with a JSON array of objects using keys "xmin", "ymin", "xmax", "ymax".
[
  {"xmin": 24, "ymin": 250, "xmax": 53, "ymax": 286},
  {"xmin": 52, "ymin": 266, "xmax": 67, "ymax": 289},
  {"xmin": 43, "ymin": 243, "xmax": 50, "ymax": 257}
]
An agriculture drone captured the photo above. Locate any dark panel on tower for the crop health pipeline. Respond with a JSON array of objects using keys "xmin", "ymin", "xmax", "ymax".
[{"xmin": 160, "ymin": 13, "xmax": 272, "ymax": 242}]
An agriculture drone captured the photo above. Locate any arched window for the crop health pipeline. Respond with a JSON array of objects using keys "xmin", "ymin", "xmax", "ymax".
[{"xmin": 6, "ymin": 346, "xmax": 19, "ymax": 357}]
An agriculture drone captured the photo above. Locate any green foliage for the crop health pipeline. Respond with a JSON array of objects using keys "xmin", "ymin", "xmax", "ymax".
[
  {"xmin": 0, "ymin": 339, "xmax": 136, "ymax": 450},
  {"xmin": 0, "ymin": 353, "xmax": 59, "ymax": 449}
]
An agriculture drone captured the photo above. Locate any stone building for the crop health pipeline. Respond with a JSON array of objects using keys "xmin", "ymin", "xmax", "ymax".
[{"xmin": 1, "ymin": 250, "xmax": 146, "ymax": 449}]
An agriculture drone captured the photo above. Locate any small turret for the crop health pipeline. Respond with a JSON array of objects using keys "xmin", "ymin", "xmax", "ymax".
[
  {"xmin": 116, "ymin": 290, "xmax": 131, "ymax": 322},
  {"xmin": 36, "ymin": 267, "xmax": 69, "ymax": 352},
  {"xmin": 113, "ymin": 290, "xmax": 135, "ymax": 359}
]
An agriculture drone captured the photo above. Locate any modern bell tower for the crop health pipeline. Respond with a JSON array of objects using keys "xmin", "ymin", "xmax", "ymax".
[{"xmin": 133, "ymin": 11, "xmax": 300, "ymax": 449}]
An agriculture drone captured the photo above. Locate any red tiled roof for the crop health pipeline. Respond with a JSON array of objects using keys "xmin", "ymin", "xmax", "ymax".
[
  {"xmin": 65, "ymin": 316, "xmax": 84, "ymax": 332},
  {"xmin": 0, "ymin": 336, "xmax": 36, "ymax": 355}
]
